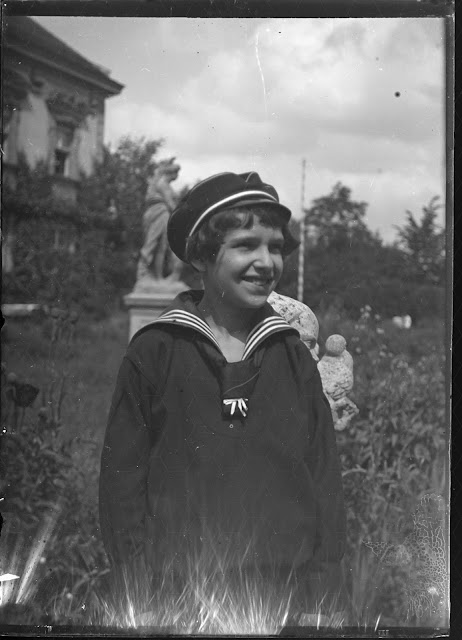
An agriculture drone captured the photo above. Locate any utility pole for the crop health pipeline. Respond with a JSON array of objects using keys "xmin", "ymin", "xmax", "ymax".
[{"xmin": 297, "ymin": 158, "xmax": 306, "ymax": 302}]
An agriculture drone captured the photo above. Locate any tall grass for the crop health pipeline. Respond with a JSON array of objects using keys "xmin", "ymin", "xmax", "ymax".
[
  {"xmin": 1, "ymin": 311, "xmax": 127, "ymax": 622},
  {"xmin": 324, "ymin": 306, "xmax": 448, "ymax": 626},
  {"xmin": 0, "ymin": 306, "xmax": 448, "ymax": 629}
]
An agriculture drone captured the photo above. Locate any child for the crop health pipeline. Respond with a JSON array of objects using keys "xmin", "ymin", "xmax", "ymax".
[{"xmin": 99, "ymin": 171, "xmax": 347, "ymax": 623}]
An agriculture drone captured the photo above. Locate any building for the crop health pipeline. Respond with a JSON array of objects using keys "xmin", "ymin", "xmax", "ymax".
[{"xmin": 2, "ymin": 16, "xmax": 124, "ymax": 203}]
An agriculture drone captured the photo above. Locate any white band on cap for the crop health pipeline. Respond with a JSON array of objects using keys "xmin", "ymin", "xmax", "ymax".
[{"xmin": 188, "ymin": 190, "xmax": 278, "ymax": 237}]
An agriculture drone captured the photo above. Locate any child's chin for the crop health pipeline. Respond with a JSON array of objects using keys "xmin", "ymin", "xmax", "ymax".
[{"xmin": 241, "ymin": 292, "xmax": 271, "ymax": 308}]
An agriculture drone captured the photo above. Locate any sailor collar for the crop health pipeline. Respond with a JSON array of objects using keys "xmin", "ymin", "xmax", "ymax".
[
  {"xmin": 133, "ymin": 291, "xmax": 298, "ymax": 420},
  {"xmin": 141, "ymin": 290, "xmax": 298, "ymax": 362}
]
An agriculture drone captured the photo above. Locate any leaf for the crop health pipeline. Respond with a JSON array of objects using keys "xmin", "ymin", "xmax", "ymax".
[
  {"xmin": 14, "ymin": 382, "xmax": 40, "ymax": 407},
  {"xmin": 40, "ymin": 449, "xmax": 68, "ymax": 463}
]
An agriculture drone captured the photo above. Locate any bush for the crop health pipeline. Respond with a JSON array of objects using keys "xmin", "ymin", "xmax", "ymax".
[
  {"xmin": 2, "ymin": 155, "xmax": 136, "ymax": 318},
  {"xmin": 277, "ymin": 222, "xmax": 446, "ymax": 323},
  {"xmin": 337, "ymin": 281, "xmax": 446, "ymax": 324},
  {"xmin": 335, "ymin": 307, "xmax": 447, "ymax": 625},
  {"xmin": 0, "ymin": 306, "xmax": 448, "ymax": 629},
  {"xmin": 2, "ymin": 216, "xmax": 135, "ymax": 318},
  {"xmin": 0, "ymin": 313, "xmax": 110, "ymax": 622}
]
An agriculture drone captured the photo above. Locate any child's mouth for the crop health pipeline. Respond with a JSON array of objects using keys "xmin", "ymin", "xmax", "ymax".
[{"xmin": 242, "ymin": 276, "xmax": 273, "ymax": 288}]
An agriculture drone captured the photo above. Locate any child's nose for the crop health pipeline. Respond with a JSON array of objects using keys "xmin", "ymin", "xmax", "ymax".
[{"xmin": 253, "ymin": 247, "xmax": 273, "ymax": 269}]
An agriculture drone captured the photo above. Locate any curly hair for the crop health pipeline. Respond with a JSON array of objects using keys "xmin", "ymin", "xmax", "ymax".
[{"xmin": 185, "ymin": 206, "xmax": 299, "ymax": 265}]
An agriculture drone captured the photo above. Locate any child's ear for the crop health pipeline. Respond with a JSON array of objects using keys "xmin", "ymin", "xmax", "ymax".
[{"xmin": 190, "ymin": 258, "xmax": 206, "ymax": 273}]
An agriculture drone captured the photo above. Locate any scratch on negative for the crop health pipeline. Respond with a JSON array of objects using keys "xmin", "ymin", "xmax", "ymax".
[{"xmin": 255, "ymin": 32, "xmax": 268, "ymax": 118}]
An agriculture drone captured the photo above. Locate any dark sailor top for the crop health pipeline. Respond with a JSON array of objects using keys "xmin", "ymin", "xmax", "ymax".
[{"xmin": 99, "ymin": 290, "xmax": 346, "ymax": 612}]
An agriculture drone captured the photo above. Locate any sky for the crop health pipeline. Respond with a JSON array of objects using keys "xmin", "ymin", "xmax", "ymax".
[{"xmin": 33, "ymin": 16, "xmax": 446, "ymax": 243}]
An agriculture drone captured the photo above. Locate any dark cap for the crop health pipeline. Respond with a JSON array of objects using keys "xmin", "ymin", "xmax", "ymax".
[{"xmin": 167, "ymin": 171, "xmax": 292, "ymax": 261}]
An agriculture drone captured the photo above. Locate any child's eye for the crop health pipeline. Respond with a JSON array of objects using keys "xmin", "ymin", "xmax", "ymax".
[
  {"xmin": 270, "ymin": 243, "xmax": 284, "ymax": 254},
  {"xmin": 231, "ymin": 239, "xmax": 283, "ymax": 253}
]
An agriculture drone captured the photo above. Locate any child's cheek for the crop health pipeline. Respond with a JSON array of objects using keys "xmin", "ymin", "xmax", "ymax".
[{"xmin": 275, "ymin": 256, "xmax": 284, "ymax": 280}]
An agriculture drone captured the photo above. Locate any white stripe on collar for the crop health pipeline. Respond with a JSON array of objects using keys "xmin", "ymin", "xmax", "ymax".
[
  {"xmin": 151, "ymin": 310, "xmax": 221, "ymax": 351},
  {"xmin": 242, "ymin": 316, "xmax": 295, "ymax": 360},
  {"xmin": 152, "ymin": 309, "xmax": 295, "ymax": 361}
]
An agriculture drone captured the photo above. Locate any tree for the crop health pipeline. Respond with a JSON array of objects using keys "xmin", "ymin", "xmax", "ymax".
[
  {"xmin": 303, "ymin": 182, "xmax": 378, "ymax": 251},
  {"xmin": 78, "ymin": 136, "xmax": 164, "ymax": 250},
  {"xmin": 277, "ymin": 185, "xmax": 445, "ymax": 322},
  {"xmin": 3, "ymin": 138, "xmax": 175, "ymax": 314},
  {"xmin": 394, "ymin": 197, "xmax": 445, "ymax": 285},
  {"xmin": 279, "ymin": 182, "xmax": 383, "ymax": 311},
  {"xmin": 77, "ymin": 136, "xmax": 167, "ymax": 290},
  {"xmin": 78, "ymin": 136, "xmax": 201, "ymax": 291}
]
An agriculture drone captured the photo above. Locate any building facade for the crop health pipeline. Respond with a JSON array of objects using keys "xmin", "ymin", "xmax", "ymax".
[{"xmin": 3, "ymin": 16, "xmax": 124, "ymax": 203}]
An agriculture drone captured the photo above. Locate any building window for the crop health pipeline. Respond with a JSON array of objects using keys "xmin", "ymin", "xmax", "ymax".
[{"xmin": 53, "ymin": 123, "xmax": 74, "ymax": 177}]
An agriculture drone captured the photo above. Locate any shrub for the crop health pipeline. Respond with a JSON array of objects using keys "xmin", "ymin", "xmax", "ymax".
[
  {"xmin": 2, "ymin": 215, "xmax": 135, "ymax": 318},
  {"xmin": 334, "ymin": 307, "xmax": 447, "ymax": 624},
  {"xmin": 0, "ymin": 313, "xmax": 110, "ymax": 622},
  {"xmin": 0, "ymin": 305, "xmax": 448, "ymax": 628},
  {"xmin": 2, "ymin": 156, "xmax": 136, "ymax": 318},
  {"xmin": 338, "ymin": 281, "xmax": 446, "ymax": 324}
]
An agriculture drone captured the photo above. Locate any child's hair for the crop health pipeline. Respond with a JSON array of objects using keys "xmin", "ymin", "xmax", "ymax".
[{"xmin": 185, "ymin": 206, "xmax": 299, "ymax": 264}]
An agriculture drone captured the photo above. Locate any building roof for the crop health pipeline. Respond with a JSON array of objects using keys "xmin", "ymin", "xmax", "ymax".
[{"xmin": 3, "ymin": 16, "xmax": 124, "ymax": 96}]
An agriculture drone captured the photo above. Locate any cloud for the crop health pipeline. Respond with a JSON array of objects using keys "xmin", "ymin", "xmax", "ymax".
[
  {"xmin": 172, "ymin": 20, "xmax": 439, "ymax": 154},
  {"xmin": 30, "ymin": 15, "xmax": 446, "ymax": 242},
  {"xmin": 105, "ymin": 101, "xmax": 201, "ymax": 150},
  {"xmin": 103, "ymin": 17, "xmax": 445, "ymax": 242},
  {"xmin": 245, "ymin": 19, "xmax": 443, "ymax": 146},
  {"xmin": 106, "ymin": 99, "xmax": 445, "ymax": 244}
]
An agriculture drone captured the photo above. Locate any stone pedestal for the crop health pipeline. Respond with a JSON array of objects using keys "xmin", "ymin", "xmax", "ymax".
[{"xmin": 124, "ymin": 280, "xmax": 188, "ymax": 342}]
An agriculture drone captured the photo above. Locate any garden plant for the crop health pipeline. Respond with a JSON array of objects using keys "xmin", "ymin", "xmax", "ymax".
[{"xmin": 0, "ymin": 301, "xmax": 448, "ymax": 632}]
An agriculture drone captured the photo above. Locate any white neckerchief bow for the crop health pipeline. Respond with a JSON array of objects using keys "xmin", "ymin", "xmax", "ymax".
[{"xmin": 223, "ymin": 398, "xmax": 248, "ymax": 417}]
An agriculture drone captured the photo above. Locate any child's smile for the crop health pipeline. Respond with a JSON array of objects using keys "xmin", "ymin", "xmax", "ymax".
[{"xmin": 201, "ymin": 221, "xmax": 285, "ymax": 311}]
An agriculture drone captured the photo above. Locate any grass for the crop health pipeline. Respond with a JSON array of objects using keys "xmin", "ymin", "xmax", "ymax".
[
  {"xmin": 2, "ymin": 312, "xmax": 127, "ymax": 444},
  {"xmin": 0, "ymin": 307, "xmax": 449, "ymax": 631}
]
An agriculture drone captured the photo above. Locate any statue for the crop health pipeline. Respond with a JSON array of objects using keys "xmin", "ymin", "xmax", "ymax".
[
  {"xmin": 135, "ymin": 158, "xmax": 184, "ymax": 292},
  {"xmin": 317, "ymin": 334, "xmax": 359, "ymax": 431},
  {"xmin": 268, "ymin": 292, "xmax": 358, "ymax": 431}
]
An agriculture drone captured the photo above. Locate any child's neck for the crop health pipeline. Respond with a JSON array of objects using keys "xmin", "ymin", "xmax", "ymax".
[{"xmin": 199, "ymin": 295, "xmax": 257, "ymax": 337}]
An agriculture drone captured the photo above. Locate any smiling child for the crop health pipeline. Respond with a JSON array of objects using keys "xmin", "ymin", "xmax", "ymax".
[{"xmin": 99, "ymin": 171, "xmax": 347, "ymax": 623}]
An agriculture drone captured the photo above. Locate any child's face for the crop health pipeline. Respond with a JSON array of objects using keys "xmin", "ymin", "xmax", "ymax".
[{"xmin": 201, "ymin": 221, "xmax": 285, "ymax": 310}]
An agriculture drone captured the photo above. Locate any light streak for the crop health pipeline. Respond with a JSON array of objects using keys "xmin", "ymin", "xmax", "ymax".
[
  {"xmin": 0, "ymin": 509, "xmax": 383, "ymax": 631},
  {"xmin": 255, "ymin": 32, "xmax": 268, "ymax": 118},
  {"xmin": 0, "ymin": 574, "xmax": 19, "ymax": 582},
  {"xmin": 87, "ymin": 555, "xmax": 298, "ymax": 633},
  {"xmin": 15, "ymin": 500, "xmax": 63, "ymax": 604},
  {"xmin": 0, "ymin": 575, "xmax": 19, "ymax": 607},
  {"xmin": 297, "ymin": 159, "xmax": 307, "ymax": 302}
]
